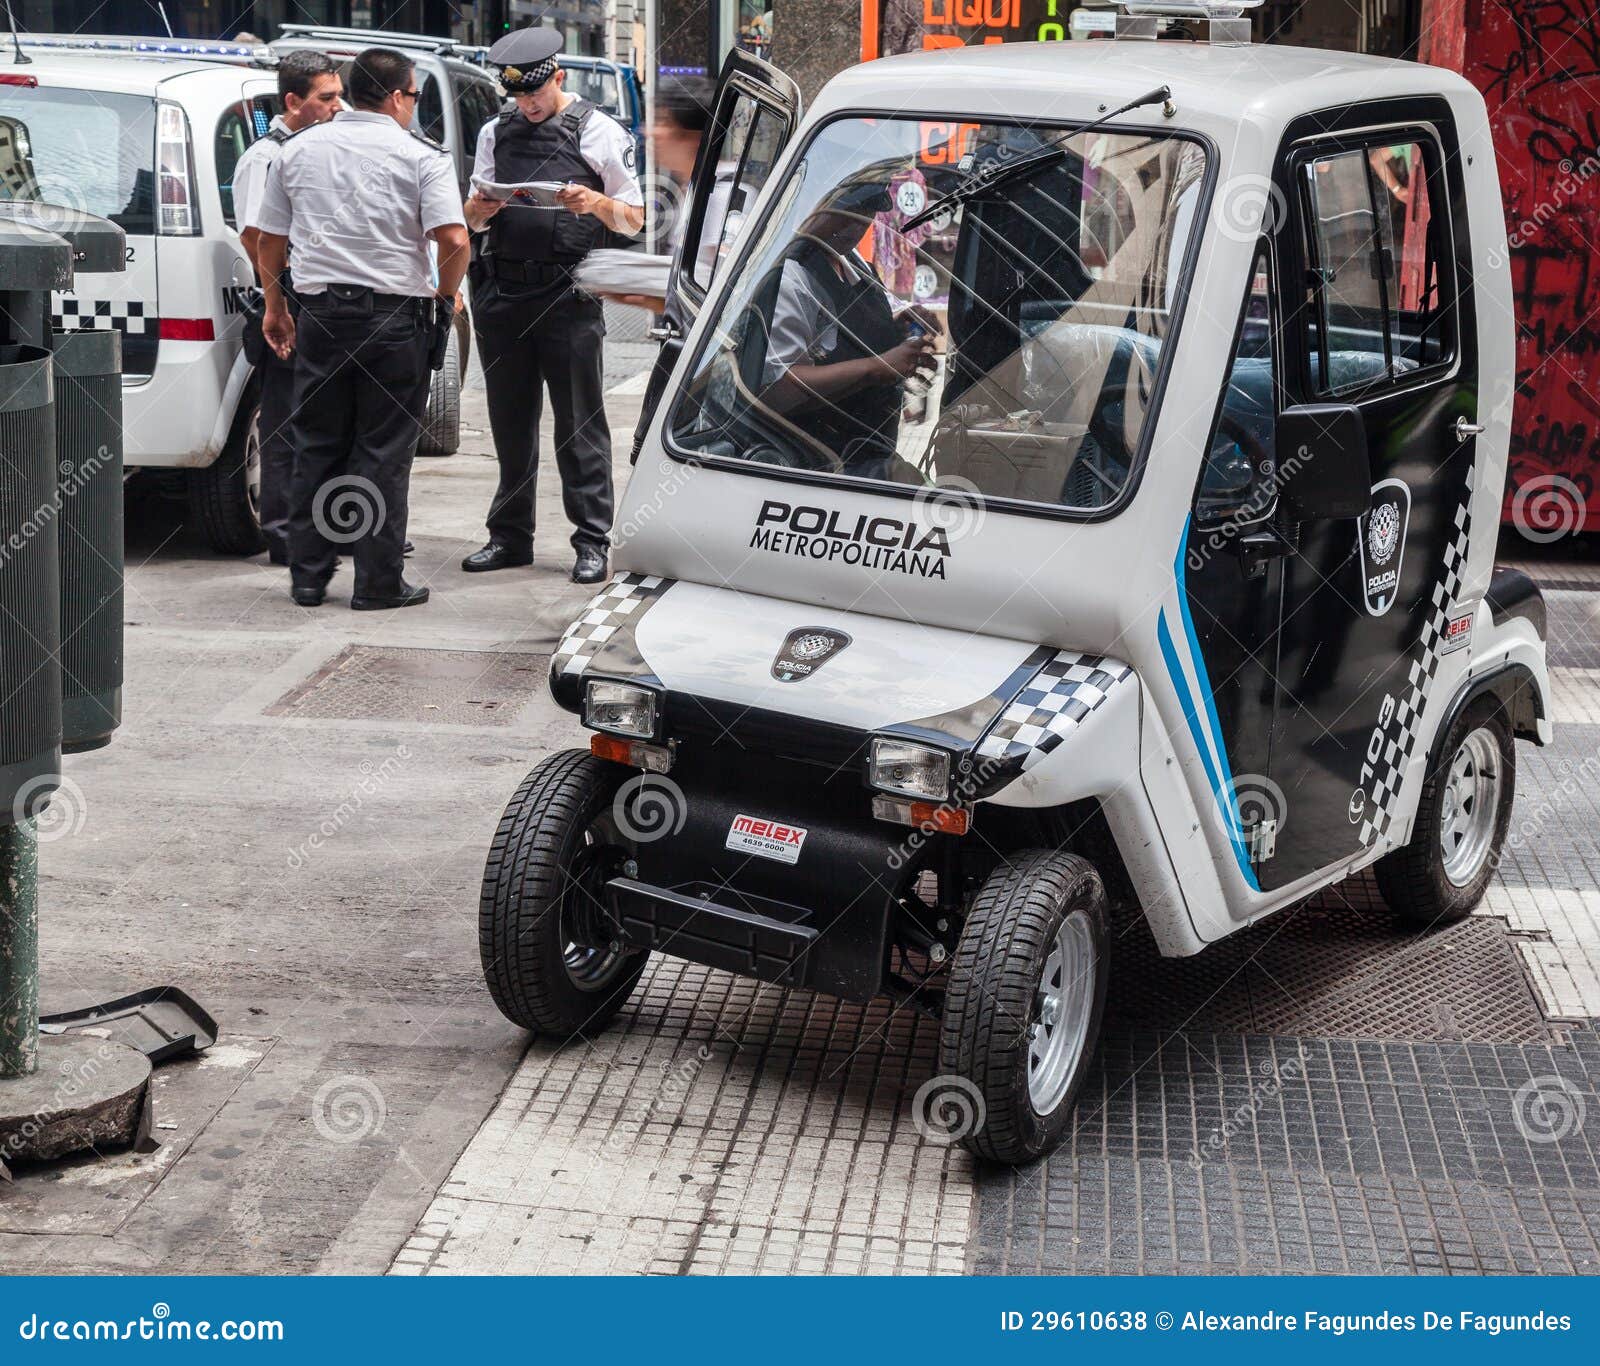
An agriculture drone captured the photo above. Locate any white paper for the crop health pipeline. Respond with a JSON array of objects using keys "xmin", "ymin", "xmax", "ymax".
[
  {"xmin": 574, "ymin": 248, "xmax": 673, "ymax": 300},
  {"xmin": 470, "ymin": 176, "xmax": 567, "ymax": 207}
]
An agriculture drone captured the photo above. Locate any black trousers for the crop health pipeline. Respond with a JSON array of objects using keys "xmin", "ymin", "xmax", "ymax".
[
  {"xmin": 256, "ymin": 346, "xmax": 297, "ymax": 558},
  {"xmin": 475, "ymin": 285, "xmax": 612, "ymax": 555},
  {"xmin": 287, "ymin": 297, "xmax": 431, "ymax": 599}
]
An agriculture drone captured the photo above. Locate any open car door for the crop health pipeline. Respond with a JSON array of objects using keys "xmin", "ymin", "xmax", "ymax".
[{"xmin": 630, "ymin": 49, "xmax": 802, "ymax": 459}]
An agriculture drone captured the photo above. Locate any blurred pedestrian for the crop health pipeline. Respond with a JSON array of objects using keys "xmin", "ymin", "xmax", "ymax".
[{"xmin": 255, "ymin": 47, "xmax": 470, "ymax": 610}]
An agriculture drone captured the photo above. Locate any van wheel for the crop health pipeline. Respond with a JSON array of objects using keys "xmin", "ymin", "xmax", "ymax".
[
  {"xmin": 416, "ymin": 327, "xmax": 461, "ymax": 457},
  {"xmin": 188, "ymin": 396, "xmax": 265, "ymax": 554},
  {"xmin": 1375, "ymin": 698, "xmax": 1515, "ymax": 928},
  {"xmin": 479, "ymin": 749, "xmax": 648, "ymax": 1035},
  {"xmin": 937, "ymin": 850, "xmax": 1108, "ymax": 1165}
]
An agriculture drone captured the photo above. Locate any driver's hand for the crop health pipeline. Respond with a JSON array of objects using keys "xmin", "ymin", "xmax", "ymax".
[{"xmin": 879, "ymin": 335, "xmax": 935, "ymax": 380}]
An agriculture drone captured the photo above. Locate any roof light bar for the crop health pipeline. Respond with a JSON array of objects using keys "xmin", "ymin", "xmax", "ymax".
[{"xmin": 1116, "ymin": 1, "xmax": 1262, "ymax": 43}]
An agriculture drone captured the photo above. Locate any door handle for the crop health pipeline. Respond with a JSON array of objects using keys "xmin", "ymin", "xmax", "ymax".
[
  {"xmin": 1454, "ymin": 416, "xmax": 1486, "ymax": 442},
  {"xmin": 647, "ymin": 320, "xmax": 681, "ymax": 343}
]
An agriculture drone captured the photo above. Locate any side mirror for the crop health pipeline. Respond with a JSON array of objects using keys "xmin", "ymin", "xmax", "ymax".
[{"xmin": 1275, "ymin": 404, "xmax": 1372, "ymax": 521}]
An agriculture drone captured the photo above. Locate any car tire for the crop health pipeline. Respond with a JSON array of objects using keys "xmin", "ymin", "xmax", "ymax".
[
  {"xmin": 938, "ymin": 850, "xmax": 1109, "ymax": 1165},
  {"xmin": 415, "ymin": 326, "xmax": 461, "ymax": 458},
  {"xmin": 1374, "ymin": 697, "xmax": 1515, "ymax": 929},
  {"xmin": 479, "ymin": 749, "xmax": 648, "ymax": 1036},
  {"xmin": 188, "ymin": 393, "xmax": 265, "ymax": 555}
]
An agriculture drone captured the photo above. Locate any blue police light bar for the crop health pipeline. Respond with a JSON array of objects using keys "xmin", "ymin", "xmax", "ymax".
[{"xmin": 15, "ymin": 33, "xmax": 276, "ymax": 63}]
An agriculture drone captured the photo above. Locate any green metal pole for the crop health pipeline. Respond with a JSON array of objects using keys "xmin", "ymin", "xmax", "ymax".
[{"xmin": 0, "ymin": 821, "xmax": 38, "ymax": 1079}]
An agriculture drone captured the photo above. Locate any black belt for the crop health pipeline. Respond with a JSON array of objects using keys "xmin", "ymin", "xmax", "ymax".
[
  {"xmin": 490, "ymin": 257, "xmax": 579, "ymax": 285},
  {"xmin": 301, "ymin": 285, "xmax": 432, "ymax": 314}
]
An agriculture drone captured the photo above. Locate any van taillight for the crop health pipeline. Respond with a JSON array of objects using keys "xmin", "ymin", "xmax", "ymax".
[
  {"xmin": 158, "ymin": 318, "xmax": 215, "ymax": 341},
  {"xmin": 156, "ymin": 101, "xmax": 199, "ymax": 236}
]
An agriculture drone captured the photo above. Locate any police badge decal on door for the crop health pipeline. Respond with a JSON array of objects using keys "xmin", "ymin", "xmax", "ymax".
[{"xmin": 1357, "ymin": 479, "xmax": 1412, "ymax": 617}]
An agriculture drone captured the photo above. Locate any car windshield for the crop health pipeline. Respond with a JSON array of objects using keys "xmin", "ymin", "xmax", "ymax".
[
  {"xmin": 564, "ymin": 64, "xmax": 623, "ymax": 118},
  {"xmin": 668, "ymin": 115, "xmax": 1208, "ymax": 513},
  {"xmin": 0, "ymin": 86, "xmax": 157, "ymax": 236}
]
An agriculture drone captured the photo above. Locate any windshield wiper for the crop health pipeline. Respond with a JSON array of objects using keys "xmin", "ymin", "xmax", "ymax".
[{"xmin": 901, "ymin": 85, "xmax": 1173, "ymax": 234}]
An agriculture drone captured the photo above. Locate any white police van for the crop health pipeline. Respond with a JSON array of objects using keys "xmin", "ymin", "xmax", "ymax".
[
  {"xmin": 477, "ymin": 3, "xmax": 1553, "ymax": 1165},
  {"xmin": 0, "ymin": 37, "xmax": 467, "ymax": 554}
]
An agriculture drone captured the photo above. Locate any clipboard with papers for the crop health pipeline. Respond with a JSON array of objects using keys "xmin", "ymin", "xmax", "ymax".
[{"xmin": 470, "ymin": 176, "xmax": 567, "ymax": 207}]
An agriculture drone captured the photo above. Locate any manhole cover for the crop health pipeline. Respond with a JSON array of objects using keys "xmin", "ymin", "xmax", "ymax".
[
  {"xmin": 266, "ymin": 646, "xmax": 549, "ymax": 726},
  {"xmin": 1106, "ymin": 872, "xmax": 1553, "ymax": 1044}
]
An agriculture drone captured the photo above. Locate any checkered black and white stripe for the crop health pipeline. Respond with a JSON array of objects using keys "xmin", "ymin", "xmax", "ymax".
[
  {"xmin": 51, "ymin": 295, "xmax": 154, "ymax": 336},
  {"xmin": 1357, "ymin": 475, "xmax": 1475, "ymax": 848},
  {"xmin": 974, "ymin": 651, "xmax": 1133, "ymax": 771},
  {"xmin": 551, "ymin": 573, "xmax": 672, "ymax": 679}
]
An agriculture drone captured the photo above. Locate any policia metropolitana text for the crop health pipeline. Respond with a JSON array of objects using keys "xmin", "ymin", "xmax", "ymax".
[{"xmin": 461, "ymin": 27, "xmax": 645, "ymax": 585}]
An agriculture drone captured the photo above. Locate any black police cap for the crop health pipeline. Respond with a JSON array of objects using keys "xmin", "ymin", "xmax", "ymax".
[{"xmin": 488, "ymin": 27, "xmax": 564, "ymax": 92}]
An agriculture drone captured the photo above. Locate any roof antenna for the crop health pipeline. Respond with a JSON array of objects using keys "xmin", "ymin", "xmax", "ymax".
[
  {"xmin": 5, "ymin": 0, "xmax": 31, "ymax": 64},
  {"xmin": 154, "ymin": 1, "xmax": 174, "ymax": 37}
]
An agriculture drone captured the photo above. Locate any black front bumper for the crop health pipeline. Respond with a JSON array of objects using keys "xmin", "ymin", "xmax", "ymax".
[{"xmin": 604, "ymin": 750, "xmax": 908, "ymax": 1002}]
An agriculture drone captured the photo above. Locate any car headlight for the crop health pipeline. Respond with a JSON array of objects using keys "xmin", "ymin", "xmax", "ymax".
[
  {"xmin": 584, "ymin": 680, "xmax": 658, "ymax": 739},
  {"xmin": 869, "ymin": 737, "xmax": 951, "ymax": 802}
]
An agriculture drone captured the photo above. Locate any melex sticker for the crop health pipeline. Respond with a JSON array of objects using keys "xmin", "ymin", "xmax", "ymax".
[
  {"xmin": 1441, "ymin": 610, "xmax": 1475, "ymax": 655},
  {"xmin": 726, "ymin": 813, "xmax": 808, "ymax": 865}
]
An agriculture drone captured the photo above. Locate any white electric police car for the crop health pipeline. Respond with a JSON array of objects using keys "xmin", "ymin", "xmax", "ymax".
[
  {"xmin": 478, "ymin": 2, "xmax": 1552, "ymax": 1165},
  {"xmin": 0, "ymin": 36, "xmax": 471, "ymax": 554}
]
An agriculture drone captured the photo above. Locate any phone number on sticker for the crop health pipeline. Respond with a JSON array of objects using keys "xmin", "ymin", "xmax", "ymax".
[{"xmin": 1001, "ymin": 1311, "xmax": 1149, "ymax": 1332}]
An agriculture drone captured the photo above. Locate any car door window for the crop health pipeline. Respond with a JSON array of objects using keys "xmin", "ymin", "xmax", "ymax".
[
  {"xmin": 686, "ymin": 93, "xmax": 786, "ymax": 295},
  {"xmin": 416, "ymin": 72, "xmax": 446, "ymax": 144},
  {"xmin": 1199, "ymin": 243, "xmax": 1280, "ymax": 524},
  {"xmin": 1302, "ymin": 134, "xmax": 1455, "ymax": 395},
  {"xmin": 214, "ymin": 96, "xmax": 279, "ymax": 228}
]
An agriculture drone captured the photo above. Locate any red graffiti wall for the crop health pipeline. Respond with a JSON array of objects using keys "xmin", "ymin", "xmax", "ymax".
[{"xmin": 1449, "ymin": 0, "xmax": 1600, "ymax": 527}]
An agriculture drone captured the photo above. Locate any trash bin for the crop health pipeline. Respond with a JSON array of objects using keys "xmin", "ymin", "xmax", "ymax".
[
  {"xmin": 0, "ymin": 205, "xmax": 127, "ymax": 753},
  {"xmin": 0, "ymin": 343, "xmax": 62, "ymax": 824}
]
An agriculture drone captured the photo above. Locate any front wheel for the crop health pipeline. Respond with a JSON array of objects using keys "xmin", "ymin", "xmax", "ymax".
[
  {"xmin": 188, "ymin": 396, "xmax": 264, "ymax": 554},
  {"xmin": 937, "ymin": 850, "xmax": 1108, "ymax": 1165},
  {"xmin": 1375, "ymin": 697, "xmax": 1515, "ymax": 928},
  {"xmin": 478, "ymin": 750, "xmax": 648, "ymax": 1035}
]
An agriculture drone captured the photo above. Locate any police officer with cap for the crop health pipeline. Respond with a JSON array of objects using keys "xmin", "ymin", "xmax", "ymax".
[
  {"xmin": 255, "ymin": 47, "xmax": 470, "ymax": 610},
  {"xmin": 461, "ymin": 26, "xmax": 645, "ymax": 585}
]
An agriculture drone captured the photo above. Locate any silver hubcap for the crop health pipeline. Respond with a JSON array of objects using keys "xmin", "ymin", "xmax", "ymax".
[
  {"xmin": 1439, "ymin": 726, "xmax": 1503, "ymax": 887},
  {"xmin": 244, "ymin": 409, "xmax": 263, "ymax": 522},
  {"xmin": 1027, "ymin": 911, "xmax": 1096, "ymax": 1114}
]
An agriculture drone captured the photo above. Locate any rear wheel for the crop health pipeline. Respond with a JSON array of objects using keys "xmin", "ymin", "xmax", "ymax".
[
  {"xmin": 937, "ymin": 850, "xmax": 1108, "ymax": 1165},
  {"xmin": 188, "ymin": 395, "xmax": 264, "ymax": 554},
  {"xmin": 1375, "ymin": 697, "xmax": 1515, "ymax": 928},
  {"xmin": 479, "ymin": 750, "xmax": 648, "ymax": 1035},
  {"xmin": 416, "ymin": 327, "xmax": 461, "ymax": 457}
]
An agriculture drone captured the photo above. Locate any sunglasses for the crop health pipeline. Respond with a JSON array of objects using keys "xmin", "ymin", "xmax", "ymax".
[{"xmin": 396, "ymin": 88, "xmax": 420, "ymax": 101}]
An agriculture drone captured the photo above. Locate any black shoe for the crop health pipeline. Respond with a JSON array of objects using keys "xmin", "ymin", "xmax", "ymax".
[
  {"xmin": 351, "ymin": 582, "xmax": 430, "ymax": 611},
  {"xmin": 572, "ymin": 546, "xmax": 608, "ymax": 584},
  {"xmin": 404, "ymin": 539, "xmax": 415, "ymax": 556},
  {"xmin": 461, "ymin": 542, "xmax": 533, "ymax": 573},
  {"xmin": 291, "ymin": 583, "xmax": 326, "ymax": 607}
]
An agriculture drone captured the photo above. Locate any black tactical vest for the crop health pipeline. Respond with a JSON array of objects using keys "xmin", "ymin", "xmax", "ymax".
[{"xmin": 486, "ymin": 99, "xmax": 606, "ymax": 264}]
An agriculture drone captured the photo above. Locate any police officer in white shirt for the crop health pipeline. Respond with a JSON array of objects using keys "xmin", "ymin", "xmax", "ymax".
[
  {"xmin": 254, "ymin": 48, "xmax": 470, "ymax": 611},
  {"xmin": 459, "ymin": 27, "xmax": 644, "ymax": 585},
  {"xmin": 233, "ymin": 49, "xmax": 341, "ymax": 566}
]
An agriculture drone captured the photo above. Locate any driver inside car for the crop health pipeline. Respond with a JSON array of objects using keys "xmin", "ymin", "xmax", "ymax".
[{"xmin": 756, "ymin": 178, "xmax": 937, "ymax": 478}]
